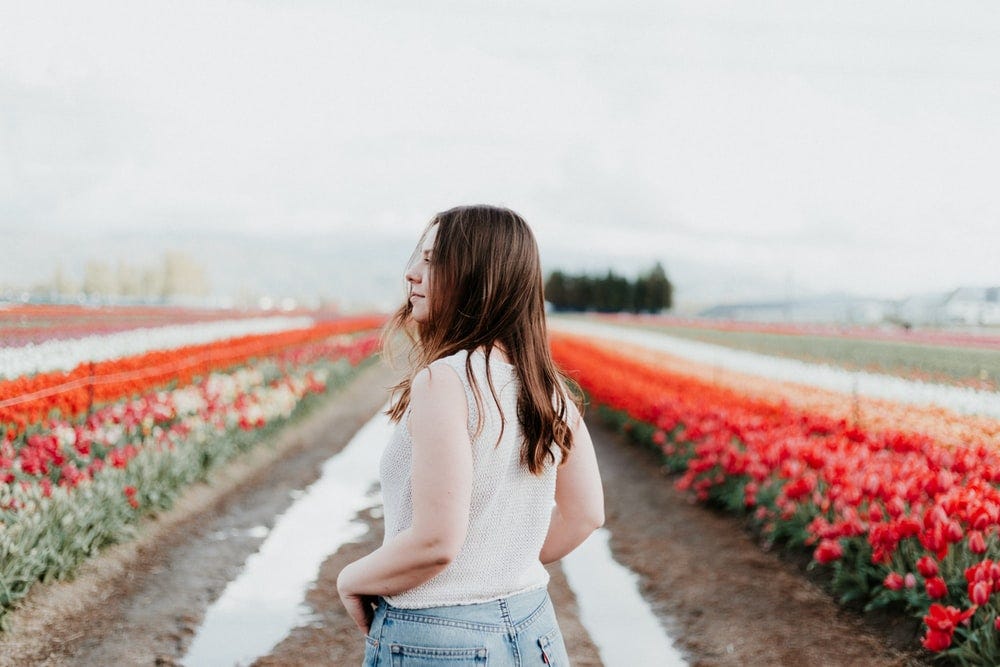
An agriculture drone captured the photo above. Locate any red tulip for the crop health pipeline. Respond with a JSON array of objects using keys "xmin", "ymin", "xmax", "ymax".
[
  {"xmin": 123, "ymin": 485, "xmax": 139, "ymax": 509},
  {"xmin": 924, "ymin": 603, "xmax": 975, "ymax": 634},
  {"xmin": 884, "ymin": 572, "xmax": 905, "ymax": 591},
  {"xmin": 971, "ymin": 581, "xmax": 991, "ymax": 606},
  {"xmin": 918, "ymin": 556, "xmax": 939, "ymax": 578},
  {"xmin": 922, "ymin": 629, "xmax": 952, "ymax": 651},
  {"xmin": 926, "ymin": 577, "xmax": 949, "ymax": 599},
  {"xmin": 814, "ymin": 539, "xmax": 843, "ymax": 564},
  {"xmin": 868, "ymin": 504, "xmax": 884, "ymax": 523},
  {"xmin": 969, "ymin": 530, "xmax": 987, "ymax": 555}
]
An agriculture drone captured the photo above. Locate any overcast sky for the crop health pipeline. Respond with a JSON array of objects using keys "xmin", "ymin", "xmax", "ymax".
[{"xmin": 2, "ymin": 1, "xmax": 999, "ymax": 308}]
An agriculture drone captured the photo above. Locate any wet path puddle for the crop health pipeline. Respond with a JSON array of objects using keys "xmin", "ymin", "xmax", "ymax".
[
  {"xmin": 182, "ymin": 409, "xmax": 393, "ymax": 666},
  {"xmin": 563, "ymin": 528, "xmax": 688, "ymax": 666}
]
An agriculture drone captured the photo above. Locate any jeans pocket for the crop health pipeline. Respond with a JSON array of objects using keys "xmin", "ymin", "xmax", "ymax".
[
  {"xmin": 363, "ymin": 635, "xmax": 379, "ymax": 666},
  {"xmin": 536, "ymin": 626, "xmax": 568, "ymax": 666},
  {"xmin": 389, "ymin": 643, "xmax": 488, "ymax": 666}
]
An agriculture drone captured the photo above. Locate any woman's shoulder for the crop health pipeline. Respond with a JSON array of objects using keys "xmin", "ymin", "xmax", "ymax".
[
  {"xmin": 426, "ymin": 347, "xmax": 515, "ymax": 384},
  {"xmin": 421, "ymin": 350, "xmax": 474, "ymax": 391},
  {"xmin": 411, "ymin": 358, "xmax": 468, "ymax": 404},
  {"xmin": 427, "ymin": 349, "xmax": 473, "ymax": 376}
]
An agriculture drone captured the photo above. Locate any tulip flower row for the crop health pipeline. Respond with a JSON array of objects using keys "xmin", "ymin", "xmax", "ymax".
[
  {"xmin": 0, "ymin": 303, "xmax": 318, "ymax": 347},
  {"xmin": 596, "ymin": 312, "xmax": 1000, "ymax": 352},
  {"xmin": 0, "ymin": 314, "xmax": 319, "ymax": 380},
  {"xmin": 0, "ymin": 315, "xmax": 385, "ymax": 437},
  {"xmin": 593, "ymin": 338, "xmax": 1000, "ymax": 452},
  {"xmin": 553, "ymin": 318, "xmax": 1000, "ymax": 430},
  {"xmin": 0, "ymin": 328, "xmax": 380, "ymax": 627},
  {"xmin": 551, "ymin": 331, "xmax": 1000, "ymax": 663},
  {"xmin": 591, "ymin": 313, "xmax": 1000, "ymax": 393}
]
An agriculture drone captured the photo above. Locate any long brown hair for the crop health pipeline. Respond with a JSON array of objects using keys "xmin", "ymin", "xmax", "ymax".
[{"xmin": 382, "ymin": 205, "xmax": 581, "ymax": 474}]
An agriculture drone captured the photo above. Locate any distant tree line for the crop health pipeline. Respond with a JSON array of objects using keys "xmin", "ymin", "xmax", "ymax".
[{"xmin": 544, "ymin": 262, "xmax": 673, "ymax": 313}]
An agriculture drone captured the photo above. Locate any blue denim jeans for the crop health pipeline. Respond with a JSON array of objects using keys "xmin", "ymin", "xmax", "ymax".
[{"xmin": 362, "ymin": 586, "xmax": 571, "ymax": 666}]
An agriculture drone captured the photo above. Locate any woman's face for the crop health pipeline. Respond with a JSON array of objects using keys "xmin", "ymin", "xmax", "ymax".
[{"xmin": 404, "ymin": 223, "xmax": 438, "ymax": 323}]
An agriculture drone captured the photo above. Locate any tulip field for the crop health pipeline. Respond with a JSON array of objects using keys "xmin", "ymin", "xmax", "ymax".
[
  {"xmin": 0, "ymin": 305, "xmax": 383, "ymax": 628},
  {"xmin": 597, "ymin": 313, "xmax": 1000, "ymax": 392},
  {"xmin": 5, "ymin": 304, "xmax": 999, "ymax": 664},
  {"xmin": 550, "ymin": 324, "xmax": 1000, "ymax": 664},
  {"xmin": 0, "ymin": 304, "xmax": 308, "ymax": 347}
]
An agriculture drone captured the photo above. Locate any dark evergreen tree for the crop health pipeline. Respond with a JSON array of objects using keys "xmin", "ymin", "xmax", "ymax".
[
  {"xmin": 544, "ymin": 263, "xmax": 673, "ymax": 313},
  {"xmin": 544, "ymin": 270, "xmax": 568, "ymax": 309},
  {"xmin": 642, "ymin": 262, "xmax": 673, "ymax": 312}
]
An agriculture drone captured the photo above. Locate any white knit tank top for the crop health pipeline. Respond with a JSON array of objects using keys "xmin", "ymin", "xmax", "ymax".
[{"xmin": 379, "ymin": 348, "xmax": 559, "ymax": 608}]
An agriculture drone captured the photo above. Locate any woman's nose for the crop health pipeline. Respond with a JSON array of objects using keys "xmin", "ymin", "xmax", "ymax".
[{"xmin": 405, "ymin": 263, "xmax": 421, "ymax": 284}]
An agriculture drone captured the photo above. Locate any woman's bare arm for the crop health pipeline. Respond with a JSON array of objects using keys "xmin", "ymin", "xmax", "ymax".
[
  {"xmin": 337, "ymin": 364, "xmax": 472, "ymax": 597},
  {"xmin": 539, "ymin": 401, "xmax": 605, "ymax": 564}
]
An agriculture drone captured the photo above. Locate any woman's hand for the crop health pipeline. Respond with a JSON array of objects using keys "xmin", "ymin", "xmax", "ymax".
[
  {"xmin": 337, "ymin": 563, "xmax": 377, "ymax": 634},
  {"xmin": 339, "ymin": 589, "xmax": 378, "ymax": 634}
]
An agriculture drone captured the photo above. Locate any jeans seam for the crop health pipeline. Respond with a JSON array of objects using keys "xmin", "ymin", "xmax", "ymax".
[
  {"xmin": 388, "ymin": 644, "xmax": 488, "ymax": 658},
  {"xmin": 498, "ymin": 598, "xmax": 521, "ymax": 665},
  {"xmin": 537, "ymin": 625, "xmax": 560, "ymax": 649},
  {"xmin": 370, "ymin": 600, "xmax": 388, "ymax": 667},
  {"xmin": 382, "ymin": 596, "xmax": 547, "ymax": 632},
  {"xmin": 498, "ymin": 597, "xmax": 514, "ymax": 629},
  {"xmin": 384, "ymin": 609, "xmax": 508, "ymax": 633},
  {"xmin": 512, "ymin": 598, "xmax": 549, "ymax": 633}
]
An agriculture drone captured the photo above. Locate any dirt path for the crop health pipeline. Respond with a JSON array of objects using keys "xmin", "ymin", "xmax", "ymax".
[{"xmin": 0, "ymin": 360, "xmax": 931, "ymax": 666}]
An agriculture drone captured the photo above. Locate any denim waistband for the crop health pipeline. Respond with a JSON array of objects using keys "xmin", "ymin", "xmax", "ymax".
[{"xmin": 377, "ymin": 585, "xmax": 550, "ymax": 633}]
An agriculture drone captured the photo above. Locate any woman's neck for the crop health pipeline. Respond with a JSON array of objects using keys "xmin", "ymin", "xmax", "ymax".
[{"xmin": 483, "ymin": 343, "xmax": 512, "ymax": 365}]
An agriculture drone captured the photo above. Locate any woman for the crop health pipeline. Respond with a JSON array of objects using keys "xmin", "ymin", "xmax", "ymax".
[{"xmin": 337, "ymin": 205, "xmax": 605, "ymax": 666}]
